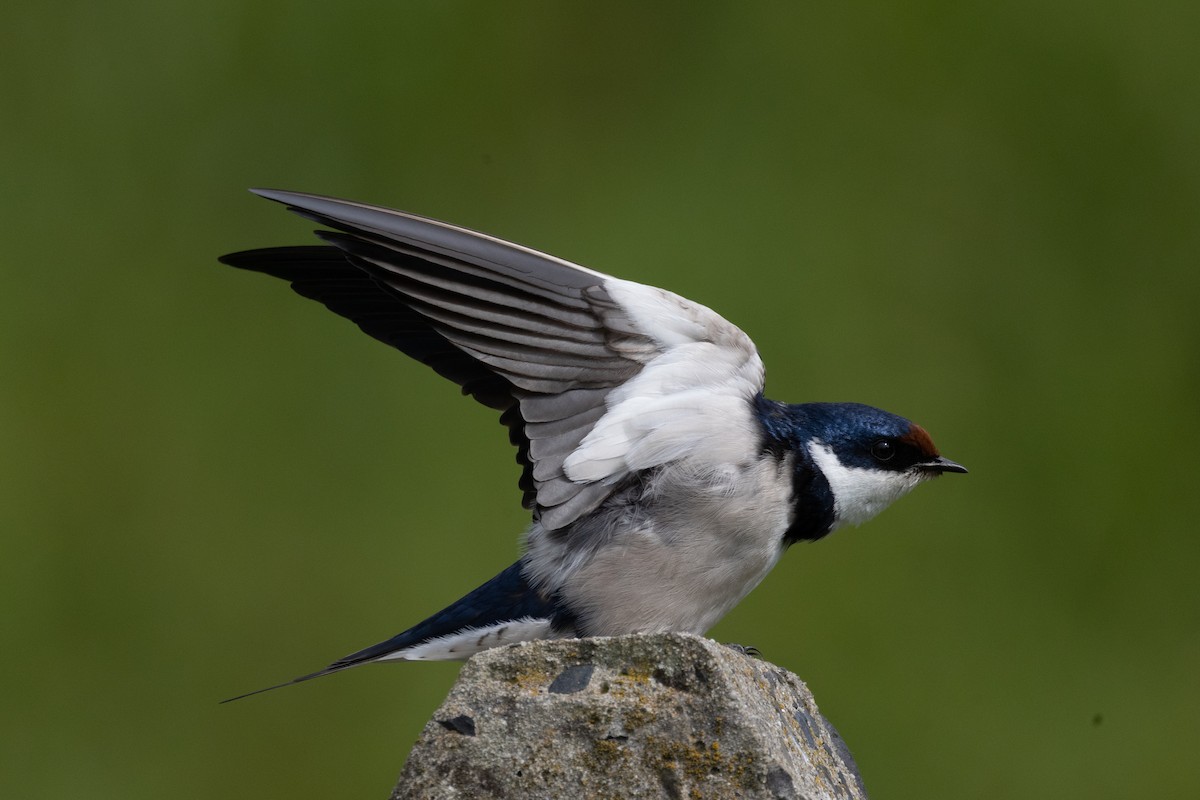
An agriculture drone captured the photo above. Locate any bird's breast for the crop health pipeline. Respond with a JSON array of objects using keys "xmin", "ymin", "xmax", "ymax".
[{"xmin": 539, "ymin": 455, "xmax": 795, "ymax": 636}]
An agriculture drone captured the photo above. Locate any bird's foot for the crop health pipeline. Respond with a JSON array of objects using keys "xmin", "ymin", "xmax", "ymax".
[{"xmin": 723, "ymin": 642, "xmax": 762, "ymax": 659}]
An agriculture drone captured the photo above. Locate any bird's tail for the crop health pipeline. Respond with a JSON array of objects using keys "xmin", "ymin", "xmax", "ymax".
[{"xmin": 221, "ymin": 560, "xmax": 560, "ymax": 702}]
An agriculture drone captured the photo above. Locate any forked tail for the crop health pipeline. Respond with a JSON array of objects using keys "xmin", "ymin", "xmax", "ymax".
[{"xmin": 221, "ymin": 561, "xmax": 562, "ymax": 702}]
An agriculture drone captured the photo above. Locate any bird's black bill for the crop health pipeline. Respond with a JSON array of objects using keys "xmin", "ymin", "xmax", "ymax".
[{"xmin": 921, "ymin": 456, "xmax": 968, "ymax": 474}]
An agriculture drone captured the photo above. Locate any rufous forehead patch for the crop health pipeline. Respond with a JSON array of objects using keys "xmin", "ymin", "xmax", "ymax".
[{"xmin": 901, "ymin": 424, "xmax": 939, "ymax": 457}]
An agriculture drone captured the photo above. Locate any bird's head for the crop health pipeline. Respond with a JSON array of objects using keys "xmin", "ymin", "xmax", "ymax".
[{"xmin": 793, "ymin": 402, "xmax": 966, "ymax": 532}]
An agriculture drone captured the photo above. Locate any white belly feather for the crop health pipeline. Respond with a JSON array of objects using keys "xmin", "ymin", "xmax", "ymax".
[{"xmin": 526, "ymin": 454, "xmax": 795, "ymax": 636}]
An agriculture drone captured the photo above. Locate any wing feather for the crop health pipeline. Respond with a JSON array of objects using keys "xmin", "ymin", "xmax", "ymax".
[{"xmin": 223, "ymin": 190, "xmax": 765, "ymax": 531}]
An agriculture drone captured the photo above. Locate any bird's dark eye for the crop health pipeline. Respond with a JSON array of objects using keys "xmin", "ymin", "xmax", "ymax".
[{"xmin": 871, "ymin": 440, "xmax": 896, "ymax": 462}]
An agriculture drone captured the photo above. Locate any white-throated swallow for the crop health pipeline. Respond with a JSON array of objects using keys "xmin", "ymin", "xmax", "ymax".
[{"xmin": 220, "ymin": 190, "xmax": 966, "ymax": 701}]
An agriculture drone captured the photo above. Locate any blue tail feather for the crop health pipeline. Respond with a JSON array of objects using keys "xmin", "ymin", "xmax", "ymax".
[
  {"xmin": 222, "ymin": 560, "xmax": 552, "ymax": 703},
  {"xmin": 329, "ymin": 561, "xmax": 554, "ymax": 667}
]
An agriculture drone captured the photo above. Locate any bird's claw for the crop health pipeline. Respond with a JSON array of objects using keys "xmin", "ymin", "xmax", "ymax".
[{"xmin": 723, "ymin": 642, "xmax": 762, "ymax": 659}]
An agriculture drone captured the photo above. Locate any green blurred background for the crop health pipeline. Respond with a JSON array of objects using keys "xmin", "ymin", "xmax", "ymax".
[{"xmin": 4, "ymin": 2, "xmax": 1198, "ymax": 798}]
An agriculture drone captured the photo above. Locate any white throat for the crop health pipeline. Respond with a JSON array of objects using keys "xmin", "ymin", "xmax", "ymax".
[{"xmin": 808, "ymin": 442, "xmax": 926, "ymax": 530}]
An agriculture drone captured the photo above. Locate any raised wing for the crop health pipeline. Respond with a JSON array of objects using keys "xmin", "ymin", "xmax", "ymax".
[{"xmin": 222, "ymin": 189, "xmax": 765, "ymax": 530}]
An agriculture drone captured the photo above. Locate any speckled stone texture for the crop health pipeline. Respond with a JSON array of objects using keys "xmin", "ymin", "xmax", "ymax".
[{"xmin": 392, "ymin": 633, "xmax": 867, "ymax": 800}]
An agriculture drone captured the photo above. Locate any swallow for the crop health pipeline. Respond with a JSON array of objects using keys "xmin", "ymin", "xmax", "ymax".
[{"xmin": 220, "ymin": 189, "xmax": 965, "ymax": 701}]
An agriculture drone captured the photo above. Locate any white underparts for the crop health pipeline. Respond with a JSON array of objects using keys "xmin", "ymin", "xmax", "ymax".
[
  {"xmin": 525, "ymin": 455, "xmax": 794, "ymax": 637},
  {"xmin": 808, "ymin": 442, "xmax": 926, "ymax": 530},
  {"xmin": 372, "ymin": 617, "xmax": 556, "ymax": 662}
]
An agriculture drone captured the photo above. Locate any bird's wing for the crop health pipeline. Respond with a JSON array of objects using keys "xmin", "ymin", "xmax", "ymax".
[{"xmin": 222, "ymin": 189, "xmax": 765, "ymax": 531}]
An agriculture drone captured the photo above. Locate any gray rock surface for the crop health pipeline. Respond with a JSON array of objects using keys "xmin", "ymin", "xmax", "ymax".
[{"xmin": 392, "ymin": 633, "xmax": 867, "ymax": 800}]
